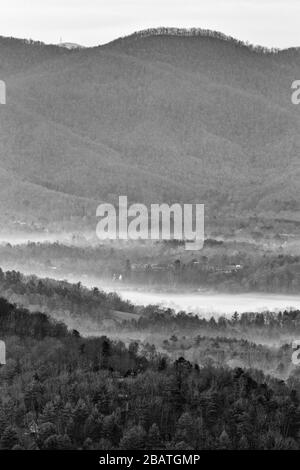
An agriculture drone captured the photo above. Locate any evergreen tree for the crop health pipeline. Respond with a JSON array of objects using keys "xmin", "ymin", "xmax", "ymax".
[{"xmin": 147, "ymin": 423, "xmax": 164, "ymax": 450}]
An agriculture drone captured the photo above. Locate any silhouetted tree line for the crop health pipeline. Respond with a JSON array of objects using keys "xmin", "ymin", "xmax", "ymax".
[
  {"xmin": 123, "ymin": 28, "xmax": 279, "ymax": 54},
  {"xmin": 0, "ymin": 297, "xmax": 67, "ymax": 339},
  {"xmin": 126, "ymin": 305, "xmax": 300, "ymax": 337}
]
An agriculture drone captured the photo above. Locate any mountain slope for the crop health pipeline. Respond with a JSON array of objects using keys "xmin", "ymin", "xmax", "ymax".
[{"xmin": 0, "ymin": 29, "xmax": 300, "ymax": 229}]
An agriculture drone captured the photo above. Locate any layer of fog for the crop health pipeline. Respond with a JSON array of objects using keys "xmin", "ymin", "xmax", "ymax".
[
  {"xmin": 104, "ymin": 287, "xmax": 300, "ymax": 317},
  {"xmin": 2, "ymin": 253, "xmax": 300, "ymax": 318}
]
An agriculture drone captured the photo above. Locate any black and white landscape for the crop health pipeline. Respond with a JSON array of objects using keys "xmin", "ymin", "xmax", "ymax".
[{"xmin": 0, "ymin": 0, "xmax": 300, "ymax": 453}]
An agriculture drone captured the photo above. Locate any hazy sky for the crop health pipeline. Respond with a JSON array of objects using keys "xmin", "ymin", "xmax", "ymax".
[{"xmin": 0, "ymin": 0, "xmax": 299, "ymax": 49}]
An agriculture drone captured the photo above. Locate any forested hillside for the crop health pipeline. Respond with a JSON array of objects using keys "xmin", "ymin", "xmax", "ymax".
[
  {"xmin": 1, "ymin": 267, "xmax": 300, "ymax": 380},
  {"xmin": 1, "ymin": 297, "xmax": 300, "ymax": 450},
  {"xmin": 0, "ymin": 29, "xmax": 300, "ymax": 229}
]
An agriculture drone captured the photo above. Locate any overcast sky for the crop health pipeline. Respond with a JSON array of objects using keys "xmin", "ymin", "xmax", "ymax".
[{"xmin": 0, "ymin": 0, "xmax": 299, "ymax": 49}]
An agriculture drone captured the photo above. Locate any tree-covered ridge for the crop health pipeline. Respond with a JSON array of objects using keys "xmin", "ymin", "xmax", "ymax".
[
  {"xmin": 1, "ymin": 297, "xmax": 300, "ymax": 450},
  {"xmin": 131, "ymin": 305, "xmax": 300, "ymax": 335},
  {"xmin": 0, "ymin": 297, "xmax": 68, "ymax": 339},
  {"xmin": 116, "ymin": 28, "xmax": 280, "ymax": 54},
  {"xmin": 1, "ymin": 267, "xmax": 300, "ymax": 381},
  {"xmin": 1, "ymin": 267, "xmax": 300, "ymax": 338},
  {"xmin": 0, "ymin": 267, "xmax": 134, "ymax": 329}
]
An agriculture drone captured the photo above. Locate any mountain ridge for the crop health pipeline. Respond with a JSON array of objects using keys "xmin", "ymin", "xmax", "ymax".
[
  {"xmin": 2, "ymin": 27, "xmax": 300, "ymax": 53},
  {"xmin": 0, "ymin": 29, "xmax": 299, "ymax": 230}
]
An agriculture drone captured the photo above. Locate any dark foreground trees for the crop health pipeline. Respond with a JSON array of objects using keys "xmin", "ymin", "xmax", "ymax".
[{"xmin": 1, "ymin": 297, "xmax": 300, "ymax": 450}]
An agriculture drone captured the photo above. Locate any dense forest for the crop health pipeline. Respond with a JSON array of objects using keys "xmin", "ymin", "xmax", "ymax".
[{"xmin": 1, "ymin": 297, "xmax": 300, "ymax": 450}]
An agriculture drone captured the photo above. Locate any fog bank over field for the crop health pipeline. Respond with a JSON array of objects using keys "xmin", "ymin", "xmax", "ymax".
[
  {"xmin": 52, "ymin": 271, "xmax": 300, "ymax": 317},
  {"xmin": 106, "ymin": 287, "xmax": 300, "ymax": 317},
  {"xmin": 1, "ymin": 255, "xmax": 300, "ymax": 317}
]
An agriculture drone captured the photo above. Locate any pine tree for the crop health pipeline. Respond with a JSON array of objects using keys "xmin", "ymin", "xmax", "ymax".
[
  {"xmin": 175, "ymin": 412, "xmax": 196, "ymax": 447},
  {"xmin": 238, "ymin": 434, "xmax": 249, "ymax": 449},
  {"xmin": 219, "ymin": 429, "xmax": 231, "ymax": 449},
  {"xmin": 147, "ymin": 423, "xmax": 164, "ymax": 450},
  {"xmin": 119, "ymin": 425, "xmax": 146, "ymax": 450}
]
